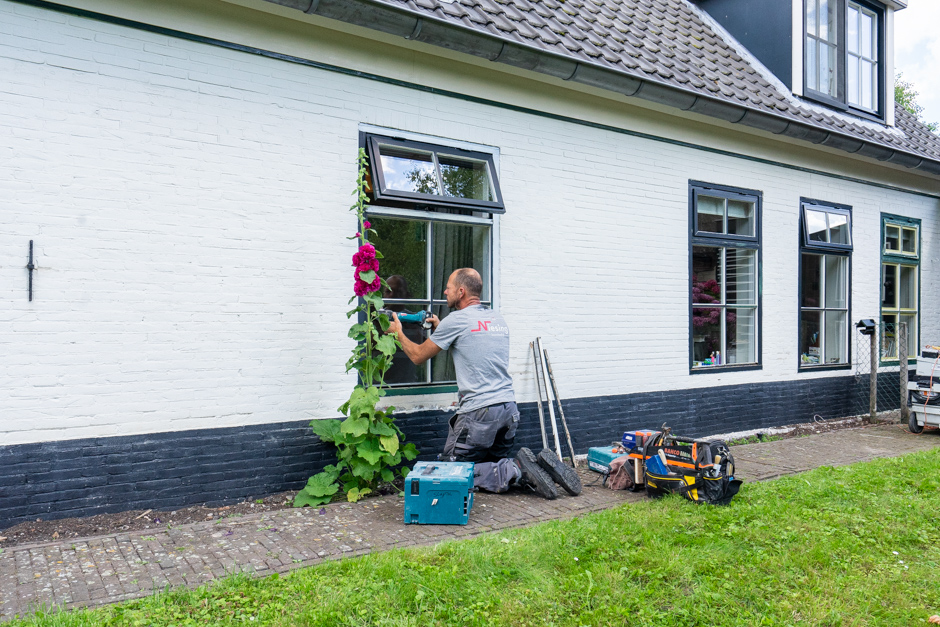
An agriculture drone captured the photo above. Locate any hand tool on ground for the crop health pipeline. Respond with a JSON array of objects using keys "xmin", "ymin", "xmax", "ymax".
[
  {"xmin": 537, "ymin": 336, "xmax": 564, "ymax": 460},
  {"xmin": 530, "ymin": 341, "xmax": 549, "ymax": 450},
  {"xmin": 543, "ymin": 349, "xmax": 578, "ymax": 467}
]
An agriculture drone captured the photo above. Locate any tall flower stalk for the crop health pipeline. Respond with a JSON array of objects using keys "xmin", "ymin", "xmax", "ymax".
[{"xmin": 294, "ymin": 149, "xmax": 418, "ymax": 506}]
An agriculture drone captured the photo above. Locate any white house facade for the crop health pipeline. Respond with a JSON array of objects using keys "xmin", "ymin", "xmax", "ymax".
[{"xmin": 1, "ymin": 0, "xmax": 938, "ymax": 528}]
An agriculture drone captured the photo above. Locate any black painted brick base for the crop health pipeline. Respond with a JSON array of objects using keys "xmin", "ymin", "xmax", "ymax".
[{"xmin": 0, "ymin": 375, "xmax": 881, "ymax": 530}]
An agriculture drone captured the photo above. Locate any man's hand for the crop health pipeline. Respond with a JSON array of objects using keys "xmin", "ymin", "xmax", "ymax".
[
  {"xmin": 386, "ymin": 311, "xmax": 403, "ymax": 339},
  {"xmin": 386, "ymin": 311, "xmax": 442, "ymax": 365},
  {"xmin": 428, "ymin": 313, "xmax": 441, "ymax": 331}
]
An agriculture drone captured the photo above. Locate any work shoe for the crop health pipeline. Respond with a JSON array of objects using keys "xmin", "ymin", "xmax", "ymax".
[
  {"xmin": 537, "ymin": 449, "xmax": 582, "ymax": 496},
  {"xmin": 514, "ymin": 447, "xmax": 557, "ymax": 500}
]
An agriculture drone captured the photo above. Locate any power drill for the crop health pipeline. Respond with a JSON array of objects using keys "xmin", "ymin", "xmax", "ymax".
[{"xmin": 378, "ymin": 309, "xmax": 433, "ymax": 331}]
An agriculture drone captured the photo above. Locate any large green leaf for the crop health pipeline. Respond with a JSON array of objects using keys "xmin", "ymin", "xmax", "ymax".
[
  {"xmin": 402, "ymin": 442, "xmax": 419, "ymax": 461},
  {"xmin": 346, "ymin": 487, "xmax": 371, "ymax": 502},
  {"xmin": 380, "ymin": 469, "xmax": 395, "ymax": 483},
  {"xmin": 375, "ymin": 335, "xmax": 399, "ymax": 358},
  {"xmin": 363, "ymin": 292, "xmax": 385, "ymax": 309},
  {"xmin": 355, "ymin": 438, "xmax": 385, "ymax": 465},
  {"xmin": 346, "ymin": 386, "xmax": 380, "ymax": 421},
  {"xmin": 309, "ymin": 419, "xmax": 342, "ymax": 443},
  {"xmin": 301, "ymin": 472, "xmax": 340, "ymax": 498},
  {"xmin": 379, "ymin": 434, "xmax": 400, "ymax": 456},
  {"xmin": 341, "ymin": 415, "xmax": 369, "ymax": 437},
  {"xmin": 293, "ymin": 488, "xmax": 333, "ymax": 508},
  {"xmin": 358, "ymin": 270, "xmax": 376, "ymax": 284},
  {"xmin": 369, "ymin": 421, "xmax": 397, "ymax": 437}
]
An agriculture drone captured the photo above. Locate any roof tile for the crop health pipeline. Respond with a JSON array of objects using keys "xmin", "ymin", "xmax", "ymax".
[{"xmin": 373, "ymin": 0, "xmax": 940, "ymax": 163}]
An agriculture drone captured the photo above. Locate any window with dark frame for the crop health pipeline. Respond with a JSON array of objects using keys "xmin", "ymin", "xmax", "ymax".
[
  {"xmin": 799, "ymin": 200, "xmax": 852, "ymax": 369},
  {"xmin": 367, "ymin": 134, "xmax": 504, "ymax": 214},
  {"xmin": 690, "ymin": 182, "xmax": 761, "ymax": 372},
  {"xmin": 804, "ymin": 0, "xmax": 884, "ymax": 118},
  {"xmin": 362, "ymin": 131, "xmax": 499, "ymax": 389},
  {"xmin": 881, "ymin": 214, "xmax": 920, "ymax": 363}
]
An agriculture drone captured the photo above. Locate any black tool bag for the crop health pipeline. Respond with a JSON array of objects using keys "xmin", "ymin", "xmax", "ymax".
[{"xmin": 642, "ymin": 432, "xmax": 742, "ymax": 506}]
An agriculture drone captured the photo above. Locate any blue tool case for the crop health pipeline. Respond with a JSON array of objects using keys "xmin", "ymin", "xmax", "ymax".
[{"xmin": 404, "ymin": 462, "xmax": 475, "ymax": 525}]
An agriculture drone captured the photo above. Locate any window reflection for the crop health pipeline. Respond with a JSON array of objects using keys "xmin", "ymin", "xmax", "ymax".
[
  {"xmin": 378, "ymin": 145, "xmax": 439, "ymax": 195},
  {"xmin": 438, "ymin": 155, "xmax": 494, "ymax": 201}
]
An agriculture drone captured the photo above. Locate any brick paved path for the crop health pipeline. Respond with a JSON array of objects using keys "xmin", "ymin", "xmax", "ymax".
[{"xmin": 2, "ymin": 424, "xmax": 938, "ymax": 621}]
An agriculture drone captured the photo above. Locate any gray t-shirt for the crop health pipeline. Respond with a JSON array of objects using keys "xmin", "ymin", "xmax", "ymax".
[{"xmin": 429, "ymin": 304, "xmax": 515, "ymax": 412}]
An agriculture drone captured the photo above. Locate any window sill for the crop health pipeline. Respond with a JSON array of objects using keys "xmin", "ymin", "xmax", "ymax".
[
  {"xmin": 690, "ymin": 364, "xmax": 762, "ymax": 375},
  {"xmin": 383, "ymin": 384, "xmax": 458, "ymax": 397},
  {"xmin": 798, "ymin": 363, "xmax": 852, "ymax": 372}
]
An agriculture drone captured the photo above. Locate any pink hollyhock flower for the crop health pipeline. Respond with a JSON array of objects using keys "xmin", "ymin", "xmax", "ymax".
[
  {"xmin": 363, "ymin": 221, "xmax": 371, "ymax": 229},
  {"xmin": 352, "ymin": 243, "xmax": 377, "ymax": 266},
  {"xmin": 357, "ymin": 258, "xmax": 379, "ymax": 273},
  {"xmin": 353, "ymin": 274, "xmax": 381, "ymax": 296}
]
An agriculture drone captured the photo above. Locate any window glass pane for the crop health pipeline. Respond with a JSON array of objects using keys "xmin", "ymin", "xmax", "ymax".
[
  {"xmin": 430, "ymin": 303, "xmax": 457, "ymax": 383},
  {"xmin": 432, "ymin": 222, "xmax": 491, "ymax": 302},
  {"xmin": 825, "ymin": 255, "xmax": 847, "ymax": 309},
  {"xmin": 800, "ymin": 311, "xmax": 822, "ymax": 365},
  {"xmin": 885, "ymin": 225, "xmax": 900, "ymax": 251},
  {"xmin": 902, "ymin": 228, "xmax": 917, "ymax": 254},
  {"xmin": 696, "ymin": 196, "xmax": 724, "ymax": 233},
  {"xmin": 819, "ymin": 42, "xmax": 832, "ymax": 95},
  {"xmin": 370, "ymin": 217, "xmax": 428, "ymax": 301},
  {"xmin": 828, "ymin": 213, "xmax": 850, "ymax": 245},
  {"xmin": 847, "ymin": 5, "xmax": 859, "ymax": 53},
  {"xmin": 861, "ymin": 60, "xmax": 873, "ymax": 110},
  {"xmin": 819, "ymin": 0, "xmax": 830, "ymax": 40},
  {"xmin": 692, "ymin": 247, "xmax": 722, "ymax": 305},
  {"xmin": 726, "ymin": 248, "xmax": 757, "ymax": 305},
  {"xmin": 825, "ymin": 311, "xmax": 847, "ymax": 364},
  {"xmin": 692, "ymin": 308, "xmax": 721, "ymax": 367},
  {"xmin": 823, "ymin": 42, "xmax": 838, "ymax": 97},
  {"xmin": 727, "ymin": 308, "xmax": 756, "ymax": 364},
  {"xmin": 861, "ymin": 10, "xmax": 873, "ymax": 58},
  {"xmin": 378, "ymin": 145, "xmax": 439, "ymax": 195},
  {"xmin": 806, "ymin": 209, "xmax": 828, "ymax": 242},
  {"xmin": 899, "ymin": 265, "xmax": 917, "ymax": 310},
  {"xmin": 847, "ymin": 55, "xmax": 859, "ymax": 106},
  {"xmin": 882, "ymin": 264, "xmax": 896, "ymax": 308},
  {"xmin": 438, "ymin": 154, "xmax": 494, "ymax": 202},
  {"xmin": 801, "ymin": 254, "xmax": 822, "ymax": 308},
  {"xmin": 384, "ymin": 315, "xmax": 429, "ymax": 385},
  {"xmin": 807, "ymin": 0, "xmax": 818, "ymax": 37},
  {"xmin": 881, "ymin": 314, "xmax": 898, "ymax": 360},
  {"xmin": 901, "ymin": 313, "xmax": 917, "ymax": 358},
  {"xmin": 727, "ymin": 200, "xmax": 755, "ymax": 236},
  {"xmin": 807, "ymin": 40, "xmax": 818, "ymax": 91}
]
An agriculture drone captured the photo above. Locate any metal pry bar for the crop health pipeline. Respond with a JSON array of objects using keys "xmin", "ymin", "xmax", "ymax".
[
  {"xmin": 543, "ymin": 349, "xmax": 578, "ymax": 468},
  {"xmin": 537, "ymin": 336, "xmax": 563, "ymax": 460},
  {"xmin": 530, "ymin": 341, "xmax": 549, "ymax": 450}
]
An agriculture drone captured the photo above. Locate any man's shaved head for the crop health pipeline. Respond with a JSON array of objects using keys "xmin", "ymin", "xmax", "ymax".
[{"xmin": 451, "ymin": 268, "xmax": 483, "ymax": 299}]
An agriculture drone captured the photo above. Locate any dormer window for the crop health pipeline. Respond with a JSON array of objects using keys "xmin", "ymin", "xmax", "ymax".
[{"xmin": 804, "ymin": 0, "xmax": 884, "ymax": 118}]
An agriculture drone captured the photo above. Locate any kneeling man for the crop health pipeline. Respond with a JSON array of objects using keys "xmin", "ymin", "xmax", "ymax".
[{"xmin": 385, "ymin": 268, "xmax": 580, "ymax": 499}]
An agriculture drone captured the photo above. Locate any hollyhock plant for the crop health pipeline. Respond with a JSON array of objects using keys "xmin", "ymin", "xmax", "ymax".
[{"xmin": 294, "ymin": 148, "xmax": 417, "ymax": 510}]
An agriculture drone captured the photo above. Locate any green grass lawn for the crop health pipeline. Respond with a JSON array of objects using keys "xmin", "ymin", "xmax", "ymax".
[{"xmin": 12, "ymin": 449, "xmax": 940, "ymax": 627}]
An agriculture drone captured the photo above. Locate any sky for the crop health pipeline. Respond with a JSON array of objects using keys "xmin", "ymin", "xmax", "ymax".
[{"xmin": 893, "ymin": 2, "xmax": 940, "ymax": 127}]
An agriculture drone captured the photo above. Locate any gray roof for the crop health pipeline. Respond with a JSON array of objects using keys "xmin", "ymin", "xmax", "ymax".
[{"xmin": 273, "ymin": 0, "xmax": 940, "ymax": 176}]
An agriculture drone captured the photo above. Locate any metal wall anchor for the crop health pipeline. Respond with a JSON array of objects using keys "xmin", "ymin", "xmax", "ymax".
[{"xmin": 26, "ymin": 240, "xmax": 34, "ymax": 301}]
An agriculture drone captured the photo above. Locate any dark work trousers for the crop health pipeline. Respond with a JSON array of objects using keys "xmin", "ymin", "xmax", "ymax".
[{"xmin": 443, "ymin": 402, "xmax": 521, "ymax": 493}]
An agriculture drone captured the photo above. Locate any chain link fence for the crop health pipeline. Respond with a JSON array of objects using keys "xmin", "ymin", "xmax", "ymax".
[{"xmin": 853, "ymin": 320, "xmax": 909, "ymax": 423}]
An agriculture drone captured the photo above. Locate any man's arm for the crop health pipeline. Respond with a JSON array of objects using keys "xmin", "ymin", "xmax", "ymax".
[{"xmin": 386, "ymin": 312, "xmax": 442, "ymax": 365}]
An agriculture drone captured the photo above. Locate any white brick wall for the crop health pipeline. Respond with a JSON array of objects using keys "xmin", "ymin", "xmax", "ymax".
[{"xmin": 1, "ymin": 0, "xmax": 938, "ymax": 445}]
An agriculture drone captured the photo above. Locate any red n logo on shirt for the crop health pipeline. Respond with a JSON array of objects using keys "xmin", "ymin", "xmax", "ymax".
[{"xmin": 471, "ymin": 321, "xmax": 492, "ymax": 333}]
